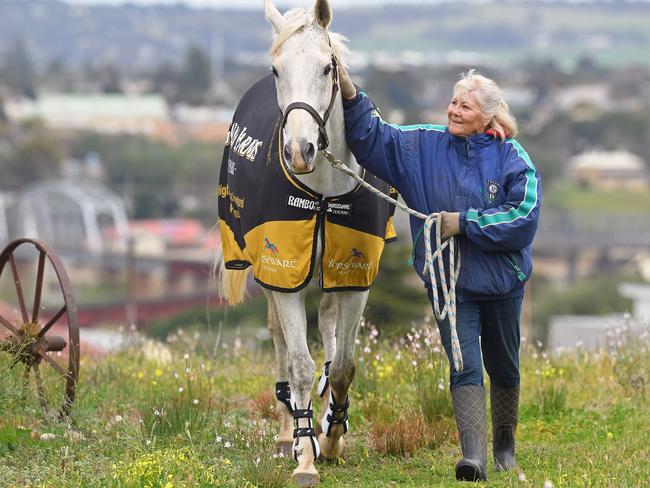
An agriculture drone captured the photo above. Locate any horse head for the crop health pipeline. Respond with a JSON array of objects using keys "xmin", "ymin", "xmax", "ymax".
[{"xmin": 264, "ymin": 0, "xmax": 341, "ymax": 175}]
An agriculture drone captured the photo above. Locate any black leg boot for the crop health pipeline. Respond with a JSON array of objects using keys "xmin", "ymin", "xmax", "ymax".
[
  {"xmin": 452, "ymin": 385, "xmax": 488, "ymax": 482},
  {"xmin": 490, "ymin": 384, "xmax": 519, "ymax": 471}
]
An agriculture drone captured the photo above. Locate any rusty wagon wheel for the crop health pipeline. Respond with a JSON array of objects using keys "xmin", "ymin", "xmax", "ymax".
[{"xmin": 0, "ymin": 238, "xmax": 79, "ymax": 417}]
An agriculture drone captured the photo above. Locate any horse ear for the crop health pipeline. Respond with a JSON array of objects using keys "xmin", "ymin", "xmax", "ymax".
[
  {"xmin": 314, "ymin": 0, "xmax": 332, "ymax": 29},
  {"xmin": 264, "ymin": 0, "xmax": 284, "ymax": 34}
]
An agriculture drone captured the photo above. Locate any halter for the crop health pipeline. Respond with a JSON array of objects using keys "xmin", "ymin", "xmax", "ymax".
[{"xmin": 280, "ymin": 37, "xmax": 340, "ymax": 155}]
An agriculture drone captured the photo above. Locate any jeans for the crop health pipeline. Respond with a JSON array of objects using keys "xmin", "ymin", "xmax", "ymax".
[{"xmin": 428, "ymin": 288, "xmax": 523, "ymax": 391}]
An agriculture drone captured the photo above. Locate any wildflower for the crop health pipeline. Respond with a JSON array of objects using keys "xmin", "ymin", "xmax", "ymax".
[
  {"xmin": 254, "ymin": 456, "xmax": 261, "ymax": 466},
  {"xmin": 183, "ymin": 353, "xmax": 190, "ymax": 360},
  {"xmin": 517, "ymin": 472, "xmax": 526, "ymax": 481},
  {"xmin": 186, "ymin": 367, "xmax": 191, "ymax": 374},
  {"xmin": 216, "ymin": 435, "xmax": 222, "ymax": 443},
  {"xmin": 224, "ymin": 441, "xmax": 232, "ymax": 448},
  {"xmin": 154, "ymin": 409, "xmax": 161, "ymax": 416},
  {"xmin": 178, "ymin": 387, "xmax": 184, "ymax": 393},
  {"xmin": 544, "ymin": 481, "xmax": 554, "ymax": 488},
  {"xmin": 174, "ymin": 372, "xmax": 179, "ymax": 379},
  {"xmin": 40, "ymin": 433, "xmax": 56, "ymax": 441},
  {"xmin": 112, "ymin": 415, "xmax": 123, "ymax": 424},
  {"xmin": 193, "ymin": 399, "xmax": 199, "ymax": 405},
  {"xmin": 155, "ymin": 368, "xmax": 163, "ymax": 377},
  {"xmin": 137, "ymin": 371, "xmax": 144, "ymax": 379},
  {"xmin": 607, "ymin": 432, "xmax": 613, "ymax": 439}
]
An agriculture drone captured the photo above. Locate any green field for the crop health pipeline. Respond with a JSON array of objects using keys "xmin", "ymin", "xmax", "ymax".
[{"xmin": 1, "ymin": 320, "xmax": 649, "ymax": 487}]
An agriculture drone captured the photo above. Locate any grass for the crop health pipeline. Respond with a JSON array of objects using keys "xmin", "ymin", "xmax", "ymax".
[{"xmin": 0, "ymin": 318, "xmax": 649, "ymax": 487}]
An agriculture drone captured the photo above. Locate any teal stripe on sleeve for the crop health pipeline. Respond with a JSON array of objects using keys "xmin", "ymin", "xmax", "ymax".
[{"xmin": 466, "ymin": 139, "xmax": 538, "ymax": 228}]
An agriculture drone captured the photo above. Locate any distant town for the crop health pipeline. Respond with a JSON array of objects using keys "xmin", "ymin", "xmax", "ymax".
[{"xmin": 1, "ymin": 0, "xmax": 650, "ymax": 350}]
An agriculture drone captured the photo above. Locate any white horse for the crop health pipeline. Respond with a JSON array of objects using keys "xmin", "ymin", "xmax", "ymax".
[{"xmin": 219, "ymin": 1, "xmax": 387, "ymax": 485}]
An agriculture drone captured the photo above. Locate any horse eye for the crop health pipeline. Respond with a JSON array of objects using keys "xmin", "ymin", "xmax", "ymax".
[
  {"xmin": 271, "ymin": 66, "xmax": 279, "ymax": 77},
  {"xmin": 323, "ymin": 65, "xmax": 332, "ymax": 76}
]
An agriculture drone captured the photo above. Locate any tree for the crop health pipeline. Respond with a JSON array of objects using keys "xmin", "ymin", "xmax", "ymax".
[
  {"xmin": 3, "ymin": 37, "xmax": 37, "ymax": 98},
  {"xmin": 178, "ymin": 45, "xmax": 212, "ymax": 105}
]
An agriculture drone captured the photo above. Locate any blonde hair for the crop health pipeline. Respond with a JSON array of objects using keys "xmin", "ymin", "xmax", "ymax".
[{"xmin": 453, "ymin": 69, "xmax": 517, "ymax": 141}]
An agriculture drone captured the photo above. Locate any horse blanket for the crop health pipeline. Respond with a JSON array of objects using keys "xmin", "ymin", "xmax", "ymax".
[{"xmin": 218, "ymin": 74, "xmax": 397, "ymax": 292}]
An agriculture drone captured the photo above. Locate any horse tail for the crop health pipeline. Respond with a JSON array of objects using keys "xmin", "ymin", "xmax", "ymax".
[{"xmin": 217, "ymin": 257, "xmax": 250, "ymax": 306}]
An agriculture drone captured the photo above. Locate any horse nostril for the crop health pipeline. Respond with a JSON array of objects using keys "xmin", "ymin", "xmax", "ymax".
[
  {"xmin": 283, "ymin": 144, "xmax": 293, "ymax": 164},
  {"xmin": 302, "ymin": 142, "xmax": 316, "ymax": 164}
]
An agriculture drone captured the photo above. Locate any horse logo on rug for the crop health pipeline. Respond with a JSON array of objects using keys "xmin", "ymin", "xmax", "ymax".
[
  {"xmin": 350, "ymin": 248, "xmax": 365, "ymax": 261},
  {"xmin": 264, "ymin": 237, "xmax": 279, "ymax": 256}
]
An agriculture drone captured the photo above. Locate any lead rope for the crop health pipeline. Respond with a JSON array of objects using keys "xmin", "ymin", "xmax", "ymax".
[{"xmin": 321, "ymin": 150, "xmax": 463, "ymax": 372}]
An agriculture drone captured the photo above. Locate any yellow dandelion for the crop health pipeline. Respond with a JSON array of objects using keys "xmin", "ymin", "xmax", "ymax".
[
  {"xmin": 137, "ymin": 371, "xmax": 144, "ymax": 379},
  {"xmin": 155, "ymin": 368, "xmax": 163, "ymax": 377}
]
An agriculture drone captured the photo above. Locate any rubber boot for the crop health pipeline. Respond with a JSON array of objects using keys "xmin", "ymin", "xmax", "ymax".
[
  {"xmin": 491, "ymin": 384, "xmax": 519, "ymax": 472},
  {"xmin": 452, "ymin": 385, "xmax": 488, "ymax": 482}
]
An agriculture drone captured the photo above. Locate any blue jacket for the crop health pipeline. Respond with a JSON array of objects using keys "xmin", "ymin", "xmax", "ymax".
[{"xmin": 343, "ymin": 92, "xmax": 542, "ymax": 301}]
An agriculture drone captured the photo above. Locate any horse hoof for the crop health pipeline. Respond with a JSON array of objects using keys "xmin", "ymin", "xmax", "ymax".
[
  {"xmin": 275, "ymin": 439, "xmax": 293, "ymax": 457},
  {"xmin": 317, "ymin": 432, "xmax": 345, "ymax": 460},
  {"xmin": 292, "ymin": 469, "xmax": 320, "ymax": 487}
]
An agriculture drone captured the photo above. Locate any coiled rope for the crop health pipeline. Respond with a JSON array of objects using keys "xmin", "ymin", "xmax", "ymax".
[{"xmin": 321, "ymin": 149, "xmax": 463, "ymax": 372}]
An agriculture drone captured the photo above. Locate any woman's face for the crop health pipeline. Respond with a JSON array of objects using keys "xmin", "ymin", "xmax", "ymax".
[{"xmin": 447, "ymin": 90, "xmax": 487, "ymax": 137}]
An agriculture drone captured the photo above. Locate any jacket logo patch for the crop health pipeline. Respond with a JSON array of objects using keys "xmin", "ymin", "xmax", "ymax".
[
  {"xmin": 328, "ymin": 248, "xmax": 373, "ymax": 274},
  {"xmin": 226, "ymin": 122, "xmax": 263, "ymax": 162},
  {"xmin": 286, "ymin": 195, "xmax": 322, "ymax": 212},
  {"xmin": 263, "ymin": 237, "xmax": 279, "ymax": 256},
  {"xmin": 261, "ymin": 237, "xmax": 297, "ymax": 271},
  {"xmin": 487, "ymin": 180, "xmax": 500, "ymax": 201},
  {"xmin": 327, "ymin": 202, "xmax": 352, "ymax": 216},
  {"xmin": 350, "ymin": 248, "xmax": 365, "ymax": 260}
]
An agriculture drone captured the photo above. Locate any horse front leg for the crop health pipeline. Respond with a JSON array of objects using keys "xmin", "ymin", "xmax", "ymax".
[
  {"xmin": 318, "ymin": 290, "xmax": 369, "ymax": 460},
  {"xmin": 270, "ymin": 290, "xmax": 320, "ymax": 487},
  {"xmin": 263, "ymin": 291, "xmax": 294, "ymax": 456},
  {"xmin": 316, "ymin": 292, "xmax": 337, "ymax": 434}
]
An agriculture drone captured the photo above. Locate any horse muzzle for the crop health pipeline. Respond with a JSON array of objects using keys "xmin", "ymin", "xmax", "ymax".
[{"xmin": 283, "ymin": 138, "xmax": 316, "ymax": 174}]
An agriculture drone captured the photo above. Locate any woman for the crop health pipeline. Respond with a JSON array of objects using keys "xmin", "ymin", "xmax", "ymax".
[{"xmin": 339, "ymin": 68, "xmax": 541, "ymax": 482}]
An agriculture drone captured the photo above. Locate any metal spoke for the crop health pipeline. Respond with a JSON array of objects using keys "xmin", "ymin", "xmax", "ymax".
[
  {"xmin": 32, "ymin": 251, "xmax": 46, "ymax": 323},
  {"xmin": 0, "ymin": 313, "xmax": 20, "ymax": 336},
  {"xmin": 34, "ymin": 364, "xmax": 49, "ymax": 412},
  {"xmin": 9, "ymin": 254, "xmax": 29, "ymax": 324},
  {"xmin": 37, "ymin": 305, "xmax": 67, "ymax": 339},
  {"xmin": 38, "ymin": 351, "xmax": 67, "ymax": 377}
]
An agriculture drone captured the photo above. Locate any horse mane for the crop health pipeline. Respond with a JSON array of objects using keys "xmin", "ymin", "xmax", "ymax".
[{"xmin": 270, "ymin": 8, "xmax": 349, "ymax": 66}]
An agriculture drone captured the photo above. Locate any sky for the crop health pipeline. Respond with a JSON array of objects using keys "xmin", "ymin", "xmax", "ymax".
[{"xmin": 61, "ymin": 0, "xmax": 475, "ymax": 9}]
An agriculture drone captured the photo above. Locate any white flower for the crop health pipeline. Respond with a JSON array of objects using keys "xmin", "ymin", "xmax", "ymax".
[
  {"xmin": 544, "ymin": 480, "xmax": 554, "ymax": 488},
  {"xmin": 112, "ymin": 415, "xmax": 123, "ymax": 424},
  {"xmin": 154, "ymin": 409, "xmax": 161, "ymax": 416},
  {"xmin": 185, "ymin": 367, "xmax": 191, "ymax": 374},
  {"xmin": 193, "ymin": 399, "xmax": 199, "ymax": 405},
  {"xmin": 183, "ymin": 353, "xmax": 190, "ymax": 360},
  {"xmin": 224, "ymin": 441, "xmax": 232, "ymax": 448},
  {"xmin": 174, "ymin": 372, "xmax": 179, "ymax": 379},
  {"xmin": 254, "ymin": 456, "xmax": 261, "ymax": 466},
  {"xmin": 517, "ymin": 472, "xmax": 526, "ymax": 481},
  {"xmin": 146, "ymin": 439, "xmax": 152, "ymax": 446},
  {"xmin": 40, "ymin": 433, "xmax": 56, "ymax": 441},
  {"xmin": 178, "ymin": 387, "xmax": 184, "ymax": 393},
  {"xmin": 216, "ymin": 435, "xmax": 222, "ymax": 443}
]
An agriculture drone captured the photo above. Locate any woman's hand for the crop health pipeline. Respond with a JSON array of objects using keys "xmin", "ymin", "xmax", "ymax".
[
  {"xmin": 339, "ymin": 64, "xmax": 357, "ymax": 100},
  {"xmin": 440, "ymin": 211, "xmax": 461, "ymax": 240}
]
